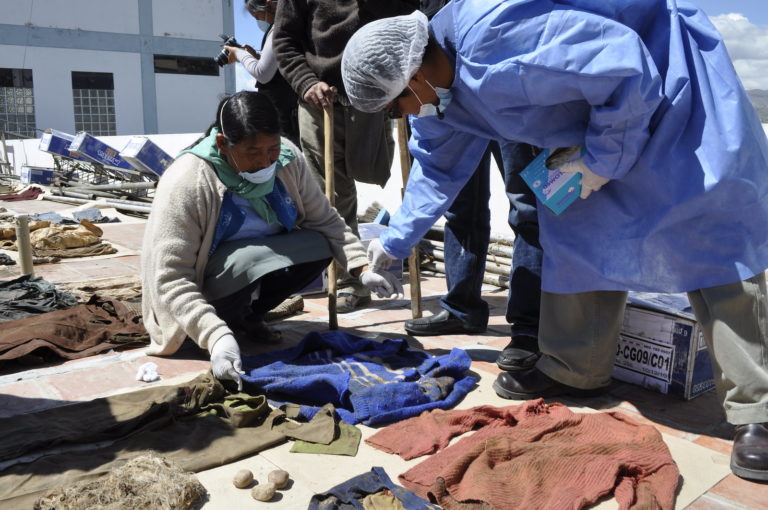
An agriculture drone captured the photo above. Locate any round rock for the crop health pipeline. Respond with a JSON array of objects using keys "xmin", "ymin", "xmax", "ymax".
[
  {"xmin": 251, "ymin": 482, "xmax": 276, "ymax": 501},
  {"xmin": 232, "ymin": 469, "xmax": 253, "ymax": 489},
  {"xmin": 267, "ymin": 469, "xmax": 290, "ymax": 489}
]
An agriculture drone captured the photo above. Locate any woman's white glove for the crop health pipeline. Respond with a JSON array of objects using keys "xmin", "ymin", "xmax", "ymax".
[
  {"xmin": 367, "ymin": 238, "xmax": 398, "ymax": 270},
  {"xmin": 210, "ymin": 333, "xmax": 244, "ymax": 391},
  {"xmin": 558, "ymin": 158, "xmax": 610, "ymax": 199},
  {"xmin": 360, "ymin": 269, "xmax": 404, "ymax": 299}
]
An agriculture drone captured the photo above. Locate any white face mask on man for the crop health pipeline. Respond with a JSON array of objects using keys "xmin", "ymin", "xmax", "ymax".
[{"xmin": 408, "ymin": 80, "xmax": 452, "ymax": 119}]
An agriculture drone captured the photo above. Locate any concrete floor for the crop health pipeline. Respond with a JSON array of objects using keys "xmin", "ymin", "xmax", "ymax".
[{"xmin": 1, "ymin": 196, "xmax": 767, "ymax": 509}]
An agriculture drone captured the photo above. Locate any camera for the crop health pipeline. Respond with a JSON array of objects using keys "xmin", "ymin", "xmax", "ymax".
[{"xmin": 214, "ymin": 34, "xmax": 241, "ymax": 67}]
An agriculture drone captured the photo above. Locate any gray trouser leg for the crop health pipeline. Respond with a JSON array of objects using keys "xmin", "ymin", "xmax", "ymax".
[
  {"xmin": 536, "ymin": 290, "xmax": 628, "ymax": 389},
  {"xmin": 297, "ymin": 103, "xmax": 366, "ymax": 295},
  {"xmin": 687, "ymin": 274, "xmax": 768, "ymax": 425},
  {"xmin": 297, "ymin": 102, "xmax": 358, "ymax": 233}
]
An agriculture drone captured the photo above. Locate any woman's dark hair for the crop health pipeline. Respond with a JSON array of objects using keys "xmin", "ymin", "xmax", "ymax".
[{"xmin": 204, "ymin": 91, "xmax": 280, "ymax": 144}]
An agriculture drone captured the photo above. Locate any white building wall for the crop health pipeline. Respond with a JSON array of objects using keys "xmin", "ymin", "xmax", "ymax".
[
  {"xmin": 1, "ymin": 0, "xmax": 233, "ymax": 136},
  {"xmin": 155, "ymin": 74, "xmax": 225, "ymax": 133},
  {"xmin": 0, "ymin": 45, "xmax": 144, "ymax": 135},
  {"xmin": 5, "ymin": 1, "xmax": 140, "ymax": 34},
  {"xmin": 153, "ymin": 0, "xmax": 225, "ymax": 40}
]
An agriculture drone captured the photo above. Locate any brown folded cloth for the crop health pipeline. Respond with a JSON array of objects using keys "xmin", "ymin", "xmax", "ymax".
[{"xmin": 0, "ymin": 295, "xmax": 148, "ymax": 362}]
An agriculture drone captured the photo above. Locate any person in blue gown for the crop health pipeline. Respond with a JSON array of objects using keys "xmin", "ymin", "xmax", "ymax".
[{"xmin": 342, "ymin": 0, "xmax": 768, "ymax": 482}]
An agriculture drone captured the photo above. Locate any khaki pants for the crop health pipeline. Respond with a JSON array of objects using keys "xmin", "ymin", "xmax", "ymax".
[{"xmin": 537, "ymin": 274, "xmax": 768, "ymax": 425}]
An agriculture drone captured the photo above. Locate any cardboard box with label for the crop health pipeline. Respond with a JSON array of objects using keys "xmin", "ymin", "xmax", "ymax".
[
  {"xmin": 119, "ymin": 136, "xmax": 173, "ymax": 177},
  {"xmin": 613, "ymin": 292, "xmax": 715, "ymax": 400},
  {"xmin": 38, "ymin": 130, "xmax": 87, "ymax": 161},
  {"xmin": 68, "ymin": 132, "xmax": 138, "ymax": 177},
  {"xmin": 20, "ymin": 166, "xmax": 55, "ymax": 185}
]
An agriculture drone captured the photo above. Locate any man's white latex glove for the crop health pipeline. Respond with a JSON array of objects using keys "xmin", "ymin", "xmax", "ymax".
[
  {"xmin": 367, "ymin": 238, "xmax": 398, "ymax": 271},
  {"xmin": 210, "ymin": 333, "xmax": 244, "ymax": 391},
  {"xmin": 360, "ymin": 269, "xmax": 404, "ymax": 299},
  {"xmin": 558, "ymin": 158, "xmax": 610, "ymax": 199}
]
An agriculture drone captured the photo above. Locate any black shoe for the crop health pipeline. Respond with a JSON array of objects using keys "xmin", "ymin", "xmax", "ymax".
[
  {"xmin": 231, "ymin": 314, "xmax": 283, "ymax": 344},
  {"xmin": 492, "ymin": 368, "xmax": 608, "ymax": 400},
  {"xmin": 731, "ymin": 423, "xmax": 768, "ymax": 482},
  {"xmin": 495, "ymin": 336, "xmax": 541, "ymax": 372},
  {"xmin": 404, "ymin": 309, "xmax": 486, "ymax": 336}
]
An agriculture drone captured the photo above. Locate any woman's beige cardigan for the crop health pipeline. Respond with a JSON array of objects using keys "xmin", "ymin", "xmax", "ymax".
[{"xmin": 141, "ymin": 140, "xmax": 368, "ymax": 356}]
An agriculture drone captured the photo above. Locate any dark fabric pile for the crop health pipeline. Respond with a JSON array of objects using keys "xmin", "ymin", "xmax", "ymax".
[
  {"xmin": 0, "ymin": 274, "xmax": 78, "ymax": 322},
  {"xmin": 309, "ymin": 467, "xmax": 440, "ymax": 510}
]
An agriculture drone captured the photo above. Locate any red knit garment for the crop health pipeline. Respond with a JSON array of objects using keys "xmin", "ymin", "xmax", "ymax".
[{"xmin": 366, "ymin": 399, "xmax": 680, "ymax": 510}]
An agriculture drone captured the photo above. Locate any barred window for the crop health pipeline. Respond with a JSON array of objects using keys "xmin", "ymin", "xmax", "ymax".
[
  {"xmin": 0, "ymin": 68, "xmax": 36, "ymax": 138},
  {"xmin": 72, "ymin": 71, "xmax": 116, "ymax": 136}
]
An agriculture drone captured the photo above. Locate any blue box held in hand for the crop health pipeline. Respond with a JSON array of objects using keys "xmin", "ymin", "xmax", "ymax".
[
  {"xmin": 119, "ymin": 136, "xmax": 173, "ymax": 176},
  {"xmin": 520, "ymin": 148, "xmax": 581, "ymax": 215}
]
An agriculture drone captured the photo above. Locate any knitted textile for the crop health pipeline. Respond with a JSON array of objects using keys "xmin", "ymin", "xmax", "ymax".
[
  {"xmin": 367, "ymin": 400, "xmax": 680, "ymax": 510},
  {"xmin": 240, "ymin": 331, "xmax": 476, "ymax": 425}
]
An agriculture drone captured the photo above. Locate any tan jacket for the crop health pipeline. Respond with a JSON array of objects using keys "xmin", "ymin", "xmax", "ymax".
[{"xmin": 141, "ymin": 139, "xmax": 367, "ymax": 356}]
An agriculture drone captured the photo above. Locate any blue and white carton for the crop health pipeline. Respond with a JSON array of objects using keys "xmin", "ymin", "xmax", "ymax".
[
  {"xmin": 68, "ymin": 132, "xmax": 137, "ymax": 176},
  {"xmin": 613, "ymin": 292, "xmax": 715, "ymax": 400},
  {"xmin": 119, "ymin": 136, "xmax": 173, "ymax": 177},
  {"xmin": 520, "ymin": 149, "xmax": 581, "ymax": 215},
  {"xmin": 38, "ymin": 130, "xmax": 87, "ymax": 161},
  {"xmin": 20, "ymin": 166, "xmax": 55, "ymax": 185}
]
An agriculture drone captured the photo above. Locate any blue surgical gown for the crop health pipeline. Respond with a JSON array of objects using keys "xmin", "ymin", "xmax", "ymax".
[{"xmin": 381, "ymin": 0, "xmax": 768, "ymax": 293}]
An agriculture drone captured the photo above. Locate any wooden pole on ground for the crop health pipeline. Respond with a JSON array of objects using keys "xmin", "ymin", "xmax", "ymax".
[
  {"xmin": 324, "ymin": 99, "xmax": 338, "ymax": 330},
  {"xmin": 397, "ymin": 117, "xmax": 422, "ymax": 318},
  {"xmin": 15, "ymin": 216, "xmax": 34, "ymax": 277}
]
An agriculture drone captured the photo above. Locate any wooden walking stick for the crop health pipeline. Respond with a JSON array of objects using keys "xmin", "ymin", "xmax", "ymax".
[
  {"xmin": 324, "ymin": 94, "xmax": 338, "ymax": 329},
  {"xmin": 396, "ymin": 117, "xmax": 422, "ymax": 319}
]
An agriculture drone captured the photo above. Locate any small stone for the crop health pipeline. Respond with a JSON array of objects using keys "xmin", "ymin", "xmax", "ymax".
[
  {"xmin": 251, "ymin": 482, "xmax": 276, "ymax": 501},
  {"xmin": 232, "ymin": 469, "xmax": 253, "ymax": 488},
  {"xmin": 267, "ymin": 469, "xmax": 290, "ymax": 489}
]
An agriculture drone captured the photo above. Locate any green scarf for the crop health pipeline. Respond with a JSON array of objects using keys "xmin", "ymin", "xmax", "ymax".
[{"xmin": 182, "ymin": 128, "xmax": 295, "ymax": 224}]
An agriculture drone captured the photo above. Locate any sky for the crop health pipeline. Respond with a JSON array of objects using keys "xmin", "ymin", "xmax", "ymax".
[
  {"xmin": 232, "ymin": 1, "xmax": 768, "ymax": 91},
  {"xmin": 233, "ymin": 2, "xmax": 264, "ymax": 91}
]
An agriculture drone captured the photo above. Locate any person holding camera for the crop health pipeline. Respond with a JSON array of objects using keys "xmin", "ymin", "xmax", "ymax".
[{"xmin": 222, "ymin": 0, "xmax": 300, "ymax": 146}]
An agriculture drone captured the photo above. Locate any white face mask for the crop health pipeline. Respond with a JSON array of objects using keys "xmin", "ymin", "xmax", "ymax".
[
  {"xmin": 408, "ymin": 80, "xmax": 452, "ymax": 119},
  {"xmin": 240, "ymin": 160, "xmax": 277, "ymax": 184}
]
